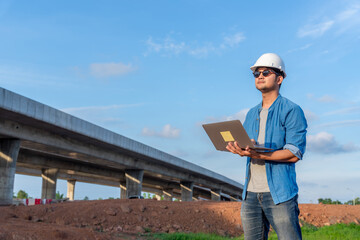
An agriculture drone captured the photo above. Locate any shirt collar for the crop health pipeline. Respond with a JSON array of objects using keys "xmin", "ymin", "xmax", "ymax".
[{"xmin": 256, "ymin": 94, "xmax": 282, "ymax": 113}]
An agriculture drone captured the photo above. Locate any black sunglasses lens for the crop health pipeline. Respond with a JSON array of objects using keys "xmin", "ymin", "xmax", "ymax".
[
  {"xmin": 253, "ymin": 70, "xmax": 274, "ymax": 78},
  {"xmin": 262, "ymin": 70, "xmax": 270, "ymax": 77}
]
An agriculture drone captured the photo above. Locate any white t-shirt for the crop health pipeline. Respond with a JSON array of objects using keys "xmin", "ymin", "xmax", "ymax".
[{"xmin": 247, "ymin": 108, "xmax": 270, "ymax": 193}]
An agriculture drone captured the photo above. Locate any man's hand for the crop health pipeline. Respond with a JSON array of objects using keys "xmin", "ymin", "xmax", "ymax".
[
  {"xmin": 226, "ymin": 141, "xmax": 260, "ymax": 158},
  {"xmin": 226, "ymin": 140, "xmax": 300, "ymax": 163}
]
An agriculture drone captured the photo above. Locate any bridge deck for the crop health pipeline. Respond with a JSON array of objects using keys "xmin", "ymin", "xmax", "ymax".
[{"xmin": 0, "ymin": 87, "xmax": 243, "ymax": 200}]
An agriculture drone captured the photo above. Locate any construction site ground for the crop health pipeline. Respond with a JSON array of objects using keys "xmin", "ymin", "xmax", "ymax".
[{"xmin": 1, "ymin": 199, "xmax": 360, "ymax": 239}]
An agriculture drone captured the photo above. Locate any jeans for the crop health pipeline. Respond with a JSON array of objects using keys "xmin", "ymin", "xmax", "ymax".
[{"xmin": 241, "ymin": 192, "xmax": 302, "ymax": 240}]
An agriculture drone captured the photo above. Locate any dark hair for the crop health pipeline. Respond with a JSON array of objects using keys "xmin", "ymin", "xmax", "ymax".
[{"xmin": 270, "ymin": 68, "xmax": 284, "ymax": 78}]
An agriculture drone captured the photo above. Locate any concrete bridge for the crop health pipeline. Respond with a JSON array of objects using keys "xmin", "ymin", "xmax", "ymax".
[{"xmin": 0, "ymin": 87, "xmax": 243, "ymax": 205}]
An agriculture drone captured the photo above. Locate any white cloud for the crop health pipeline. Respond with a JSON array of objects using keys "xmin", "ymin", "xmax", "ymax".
[
  {"xmin": 298, "ymin": 20, "xmax": 334, "ymax": 38},
  {"xmin": 145, "ymin": 37, "xmax": 162, "ymax": 52},
  {"xmin": 202, "ymin": 108, "xmax": 249, "ymax": 125},
  {"xmin": 317, "ymin": 95, "xmax": 336, "ymax": 103},
  {"xmin": 297, "ymin": 177, "xmax": 360, "ymax": 203},
  {"xmin": 287, "ymin": 43, "xmax": 313, "ymax": 53},
  {"xmin": 146, "ymin": 37, "xmax": 186, "ymax": 55},
  {"xmin": 188, "ymin": 44, "xmax": 216, "ymax": 58},
  {"xmin": 145, "ymin": 36, "xmax": 187, "ymax": 56},
  {"xmin": 307, "ymin": 93, "xmax": 337, "ymax": 103},
  {"xmin": 226, "ymin": 109, "xmax": 249, "ymax": 123},
  {"xmin": 298, "ymin": 3, "xmax": 360, "ymax": 38},
  {"xmin": 336, "ymin": 7, "xmax": 359, "ymax": 21},
  {"xmin": 321, "ymin": 50, "xmax": 330, "ymax": 54},
  {"xmin": 0, "ymin": 65, "xmax": 69, "ymax": 87},
  {"xmin": 304, "ymin": 110, "xmax": 318, "ymax": 122},
  {"xmin": 221, "ymin": 32, "xmax": 246, "ymax": 48},
  {"xmin": 142, "ymin": 124, "xmax": 180, "ymax": 138},
  {"xmin": 62, "ymin": 104, "xmax": 142, "ymax": 115},
  {"xmin": 61, "ymin": 104, "xmax": 142, "ymax": 128},
  {"xmin": 89, "ymin": 62, "xmax": 136, "ymax": 78},
  {"xmin": 306, "ymin": 93, "xmax": 314, "ymax": 99},
  {"xmin": 307, "ymin": 132, "xmax": 359, "ymax": 154},
  {"xmin": 313, "ymin": 120, "xmax": 360, "ymax": 129},
  {"xmin": 145, "ymin": 32, "xmax": 245, "ymax": 57},
  {"xmin": 335, "ymin": 4, "xmax": 360, "ymax": 34},
  {"xmin": 324, "ymin": 106, "xmax": 360, "ymax": 116}
]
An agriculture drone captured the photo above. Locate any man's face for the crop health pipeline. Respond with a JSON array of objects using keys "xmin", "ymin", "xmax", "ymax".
[{"xmin": 254, "ymin": 67, "xmax": 283, "ymax": 93}]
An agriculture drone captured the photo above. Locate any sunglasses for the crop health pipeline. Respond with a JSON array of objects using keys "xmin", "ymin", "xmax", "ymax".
[{"xmin": 253, "ymin": 69, "xmax": 277, "ymax": 78}]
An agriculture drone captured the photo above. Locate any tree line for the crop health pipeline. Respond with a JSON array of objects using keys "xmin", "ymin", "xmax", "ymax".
[
  {"xmin": 14, "ymin": 190, "xmax": 358, "ymax": 204},
  {"xmin": 318, "ymin": 197, "xmax": 360, "ymax": 205},
  {"xmin": 14, "ymin": 190, "xmax": 65, "ymax": 200}
]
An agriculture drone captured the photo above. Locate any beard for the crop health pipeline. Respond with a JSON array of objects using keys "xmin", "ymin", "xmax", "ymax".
[{"xmin": 256, "ymin": 84, "xmax": 277, "ymax": 93}]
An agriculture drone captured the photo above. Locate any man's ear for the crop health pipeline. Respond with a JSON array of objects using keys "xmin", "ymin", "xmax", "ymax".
[{"xmin": 277, "ymin": 75, "xmax": 284, "ymax": 85}]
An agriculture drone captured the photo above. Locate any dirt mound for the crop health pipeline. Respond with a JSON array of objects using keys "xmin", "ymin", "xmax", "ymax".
[
  {"xmin": 0, "ymin": 199, "xmax": 359, "ymax": 239},
  {"xmin": 299, "ymin": 203, "xmax": 360, "ymax": 227}
]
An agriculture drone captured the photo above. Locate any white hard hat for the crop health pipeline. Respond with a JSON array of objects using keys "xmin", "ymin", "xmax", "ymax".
[{"xmin": 250, "ymin": 53, "xmax": 286, "ymax": 78}]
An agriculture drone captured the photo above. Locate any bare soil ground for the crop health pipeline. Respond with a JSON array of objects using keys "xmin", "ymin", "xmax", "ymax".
[{"xmin": 1, "ymin": 199, "xmax": 359, "ymax": 240}]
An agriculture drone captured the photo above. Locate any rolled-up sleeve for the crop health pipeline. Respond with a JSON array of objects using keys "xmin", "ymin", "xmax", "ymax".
[
  {"xmin": 284, "ymin": 143, "xmax": 302, "ymax": 160},
  {"xmin": 283, "ymin": 106, "xmax": 307, "ymax": 160}
]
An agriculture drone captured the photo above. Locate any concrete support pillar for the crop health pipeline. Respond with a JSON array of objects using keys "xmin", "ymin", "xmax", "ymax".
[
  {"xmin": 66, "ymin": 180, "xmax": 76, "ymax": 201},
  {"xmin": 41, "ymin": 168, "xmax": 58, "ymax": 199},
  {"xmin": 0, "ymin": 139, "xmax": 21, "ymax": 206},
  {"xmin": 180, "ymin": 181, "xmax": 194, "ymax": 202},
  {"xmin": 162, "ymin": 188, "xmax": 173, "ymax": 201},
  {"xmin": 125, "ymin": 169, "xmax": 143, "ymax": 198},
  {"xmin": 154, "ymin": 194, "xmax": 161, "ymax": 200},
  {"xmin": 120, "ymin": 181, "xmax": 126, "ymax": 199},
  {"xmin": 211, "ymin": 189, "xmax": 222, "ymax": 201}
]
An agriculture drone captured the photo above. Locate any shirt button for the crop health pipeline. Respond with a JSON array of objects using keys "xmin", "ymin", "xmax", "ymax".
[{"xmin": 255, "ymin": 130, "xmax": 258, "ymax": 132}]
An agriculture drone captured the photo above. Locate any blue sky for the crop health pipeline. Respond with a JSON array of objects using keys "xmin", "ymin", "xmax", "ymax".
[{"xmin": 1, "ymin": 0, "xmax": 360, "ymax": 203}]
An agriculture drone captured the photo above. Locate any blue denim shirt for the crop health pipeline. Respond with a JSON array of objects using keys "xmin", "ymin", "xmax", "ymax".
[{"xmin": 242, "ymin": 95, "xmax": 307, "ymax": 204}]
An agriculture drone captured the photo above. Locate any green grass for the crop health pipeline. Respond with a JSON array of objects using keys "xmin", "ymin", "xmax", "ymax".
[
  {"xmin": 146, "ymin": 232, "xmax": 240, "ymax": 240},
  {"xmin": 301, "ymin": 223, "xmax": 360, "ymax": 240},
  {"xmin": 143, "ymin": 223, "xmax": 360, "ymax": 240}
]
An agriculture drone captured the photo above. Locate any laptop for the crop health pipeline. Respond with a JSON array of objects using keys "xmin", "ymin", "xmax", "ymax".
[{"xmin": 202, "ymin": 120, "xmax": 272, "ymax": 152}]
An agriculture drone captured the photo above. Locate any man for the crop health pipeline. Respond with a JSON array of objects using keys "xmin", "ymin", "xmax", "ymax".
[{"xmin": 226, "ymin": 53, "xmax": 307, "ymax": 240}]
